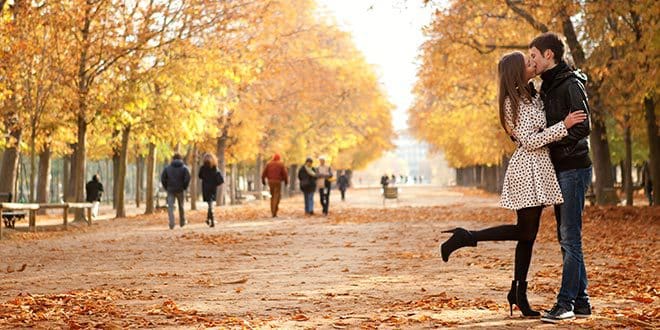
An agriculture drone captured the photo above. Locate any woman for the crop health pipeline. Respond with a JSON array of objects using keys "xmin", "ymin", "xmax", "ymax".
[
  {"xmin": 297, "ymin": 158, "xmax": 317, "ymax": 215},
  {"xmin": 198, "ymin": 153, "xmax": 224, "ymax": 227},
  {"xmin": 439, "ymin": 51, "xmax": 587, "ymax": 317},
  {"xmin": 338, "ymin": 170, "xmax": 349, "ymax": 201}
]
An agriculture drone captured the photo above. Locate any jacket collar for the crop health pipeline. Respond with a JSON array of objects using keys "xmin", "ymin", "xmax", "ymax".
[{"xmin": 540, "ymin": 61, "xmax": 574, "ymax": 94}]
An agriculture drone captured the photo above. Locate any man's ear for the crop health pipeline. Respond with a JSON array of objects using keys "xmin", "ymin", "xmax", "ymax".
[{"xmin": 543, "ymin": 49, "xmax": 555, "ymax": 62}]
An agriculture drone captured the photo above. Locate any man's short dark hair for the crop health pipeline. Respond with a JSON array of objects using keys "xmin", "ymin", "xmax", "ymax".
[
  {"xmin": 173, "ymin": 153, "xmax": 183, "ymax": 160},
  {"xmin": 529, "ymin": 32, "xmax": 565, "ymax": 63}
]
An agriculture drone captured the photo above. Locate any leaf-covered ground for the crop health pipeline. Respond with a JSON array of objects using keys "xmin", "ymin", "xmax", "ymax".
[{"xmin": 0, "ymin": 187, "xmax": 657, "ymax": 329}]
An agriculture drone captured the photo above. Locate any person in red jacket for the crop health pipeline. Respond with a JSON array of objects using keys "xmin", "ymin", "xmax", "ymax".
[{"xmin": 262, "ymin": 154, "xmax": 288, "ymax": 218}]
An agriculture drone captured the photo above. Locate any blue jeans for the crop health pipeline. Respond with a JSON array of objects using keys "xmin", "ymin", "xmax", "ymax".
[
  {"xmin": 554, "ymin": 167, "xmax": 592, "ymax": 309},
  {"xmin": 167, "ymin": 191, "xmax": 186, "ymax": 229},
  {"xmin": 303, "ymin": 191, "xmax": 314, "ymax": 214}
]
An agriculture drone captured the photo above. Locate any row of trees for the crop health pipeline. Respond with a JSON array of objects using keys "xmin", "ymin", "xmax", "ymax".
[
  {"xmin": 0, "ymin": 0, "xmax": 394, "ymax": 218},
  {"xmin": 409, "ymin": 0, "xmax": 658, "ymax": 205}
]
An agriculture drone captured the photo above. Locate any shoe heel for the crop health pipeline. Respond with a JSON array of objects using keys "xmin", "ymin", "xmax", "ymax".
[{"xmin": 509, "ymin": 303, "xmax": 513, "ymax": 316}]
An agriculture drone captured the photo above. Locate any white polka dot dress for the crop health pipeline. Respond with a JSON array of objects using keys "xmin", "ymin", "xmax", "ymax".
[{"xmin": 500, "ymin": 95, "xmax": 567, "ymax": 210}]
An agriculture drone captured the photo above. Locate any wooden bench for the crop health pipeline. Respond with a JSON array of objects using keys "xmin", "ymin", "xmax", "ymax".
[
  {"xmin": 586, "ymin": 185, "xmax": 596, "ymax": 206},
  {"xmin": 0, "ymin": 202, "xmax": 39, "ymax": 239},
  {"xmin": 0, "ymin": 202, "xmax": 94, "ymax": 240},
  {"xmin": 68, "ymin": 203, "xmax": 94, "ymax": 226},
  {"xmin": 154, "ymin": 188, "xmax": 168, "ymax": 210},
  {"xmin": 39, "ymin": 203, "xmax": 94, "ymax": 228},
  {"xmin": 383, "ymin": 186, "xmax": 399, "ymax": 206},
  {"xmin": 0, "ymin": 192, "xmax": 27, "ymax": 228}
]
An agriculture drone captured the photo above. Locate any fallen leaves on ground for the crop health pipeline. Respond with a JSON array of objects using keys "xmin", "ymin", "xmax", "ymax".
[
  {"xmin": 0, "ymin": 288, "xmax": 266, "ymax": 328},
  {"xmin": 179, "ymin": 232, "xmax": 245, "ymax": 245}
]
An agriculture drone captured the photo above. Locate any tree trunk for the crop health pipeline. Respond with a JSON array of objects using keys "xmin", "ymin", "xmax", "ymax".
[
  {"xmin": 560, "ymin": 14, "xmax": 616, "ymax": 205},
  {"xmin": 644, "ymin": 95, "xmax": 660, "ymax": 206},
  {"xmin": 63, "ymin": 155, "xmax": 70, "ymax": 201},
  {"xmin": 115, "ymin": 127, "xmax": 130, "ymax": 218},
  {"xmin": 37, "ymin": 145, "xmax": 52, "ymax": 214},
  {"xmin": 112, "ymin": 151, "xmax": 120, "ymax": 209},
  {"xmin": 255, "ymin": 154, "xmax": 263, "ymax": 200},
  {"xmin": 590, "ymin": 110, "xmax": 618, "ymax": 205},
  {"xmin": 189, "ymin": 145, "xmax": 198, "ymax": 211},
  {"xmin": 483, "ymin": 165, "xmax": 498, "ymax": 193},
  {"xmin": 29, "ymin": 131, "xmax": 36, "ymax": 202},
  {"xmin": 72, "ymin": 115, "xmax": 87, "ymax": 221},
  {"xmin": 52, "ymin": 158, "xmax": 59, "ymax": 203},
  {"xmin": 229, "ymin": 162, "xmax": 238, "ymax": 205},
  {"xmin": 216, "ymin": 136, "xmax": 227, "ymax": 206},
  {"xmin": 145, "ymin": 143, "xmax": 157, "ymax": 214},
  {"xmin": 624, "ymin": 115, "xmax": 633, "ymax": 206},
  {"xmin": 289, "ymin": 164, "xmax": 297, "ymax": 195},
  {"xmin": 135, "ymin": 155, "xmax": 144, "ymax": 208},
  {"xmin": 104, "ymin": 159, "xmax": 111, "ymax": 203},
  {"xmin": 0, "ymin": 128, "xmax": 22, "ymax": 199}
]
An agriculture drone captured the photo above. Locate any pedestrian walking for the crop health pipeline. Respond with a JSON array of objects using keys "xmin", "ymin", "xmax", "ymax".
[
  {"xmin": 298, "ymin": 158, "xmax": 317, "ymax": 215},
  {"xmin": 262, "ymin": 154, "xmax": 288, "ymax": 217},
  {"xmin": 85, "ymin": 174, "xmax": 104, "ymax": 219},
  {"xmin": 160, "ymin": 153, "xmax": 191, "ymax": 229},
  {"xmin": 199, "ymin": 153, "xmax": 224, "ymax": 227},
  {"xmin": 338, "ymin": 171, "xmax": 349, "ymax": 201},
  {"xmin": 380, "ymin": 174, "xmax": 389, "ymax": 189},
  {"xmin": 316, "ymin": 156, "xmax": 333, "ymax": 216}
]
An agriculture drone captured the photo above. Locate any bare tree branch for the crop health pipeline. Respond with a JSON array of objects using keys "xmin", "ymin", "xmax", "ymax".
[{"xmin": 505, "ymin": 0, "xmax": 548, "ymax": 33}]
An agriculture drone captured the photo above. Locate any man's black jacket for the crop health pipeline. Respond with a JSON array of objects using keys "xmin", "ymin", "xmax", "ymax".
[{"xmin": 541, "ymin": 61, "xmax": 592, "ymax": 172}]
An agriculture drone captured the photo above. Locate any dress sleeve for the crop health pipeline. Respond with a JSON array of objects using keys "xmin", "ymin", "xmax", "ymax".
[{"xmin": 509, "ymin": 97, "xmax": 568, "ymax": 151}]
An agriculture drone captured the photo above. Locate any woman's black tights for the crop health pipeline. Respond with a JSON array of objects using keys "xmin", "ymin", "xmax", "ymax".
[{"xmin": 471, "ymin": 206, "xmax": 542, "ymax": 281}]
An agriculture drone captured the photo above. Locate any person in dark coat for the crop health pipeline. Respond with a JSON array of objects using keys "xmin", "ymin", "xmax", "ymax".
[
  {"xmin": 85, "ymin": 174, "xmax": 104, "ymax": 218},
  {"xmin": 160, "ymin": 153, "xmax": 191, "ymax": 229},
  {"xmin": 297, "ymin": 158, "xmax": 317, "ymax": 215},
  {"xmin": 337, "ymin": 170, "xmax": 349, "ymax": 201},
  {"xmin": 642, "ymin": 160, "xmax": 653, "ymax": 206},
  {"xmin": 199, "ymin": 153, "xmax": 224, "ymax": 227},
  {"xmin": 380, "ymin": 174, "xmax": 389, "ymax": 189}
]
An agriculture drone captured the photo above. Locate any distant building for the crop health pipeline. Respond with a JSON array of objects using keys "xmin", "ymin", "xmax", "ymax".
[
  {"xmin": 353, "ymin": 130, "xmax": 454, "ymax": 187},
  {"xmin": 394, "ymin": 130, "xmax": 430, "ymax": 182}
]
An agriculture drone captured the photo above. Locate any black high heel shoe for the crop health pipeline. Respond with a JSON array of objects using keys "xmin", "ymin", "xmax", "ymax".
[
  {"xmin": 507, "ymin": 280, "xmax": 541, "ymax": 317},
  {"xmin": 439, "ymin": 228, "xmax": 476, "ymax": 262},
  {"xmin": 507, "ymin": 280, "xmax": 517, "ymax": 316}
]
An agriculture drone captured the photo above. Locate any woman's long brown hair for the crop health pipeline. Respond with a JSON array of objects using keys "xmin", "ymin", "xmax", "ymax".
[
  {"xmin": 498, "ymin": 51, "xmax": 533, "ymax": 135},
  {"xmin": 203, "ymin": 153, "xmax": 217, "ymax": 168}
]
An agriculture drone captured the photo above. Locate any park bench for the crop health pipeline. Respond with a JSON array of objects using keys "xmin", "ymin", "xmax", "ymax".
[
  {"xmin": 0, "ymin": 201, "xmax": 94, "ymax": 240},
  {"xmin": 0, "ymin": 192, "xmax": 28, "ymax": 228},
  {"xmin": 586, "ymin": 185, "xmax": 596, "ymax": 206},
  {"xmin": 383, "ymin": 186, "xmax": 399, "ymax": 206},
  {"xmin": 0, "ymin": 202, "xmax": 39, "ymax": 239},
  {"xmin": 154, "ymin": 188, "xmax": 168, "ymax": 210}
]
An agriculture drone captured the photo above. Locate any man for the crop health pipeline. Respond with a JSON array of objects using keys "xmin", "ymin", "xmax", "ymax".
[
  {"xmin": 85, "ymin": 174, "xmax": 104, "ymax": 219},
  {"xmin": 529, "ymin": 32, "xmax": 592, "ymax": 323},
  {"xmin": 380, "ymin": 174, "xmax": 389, "ymax": 189},
  {"xmin": 160, "ymin": 153, "xmax": 191, "ymax": 229},
  {"xmin": 298, "ymin": 157, "xmax": 317, "ymax": 215},
  {"xmin": 315, "ymin": 156, "xmax": 333, "ymax": 216},
  {"xmin": 261, "ymin": 153, "xmax": 288, "ymax": 217}
]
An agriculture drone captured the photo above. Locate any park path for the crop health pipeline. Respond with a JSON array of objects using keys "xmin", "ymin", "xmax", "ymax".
[{"xmin": 0, "ymin": 186, "xmax": 657, "ymax": 329}]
